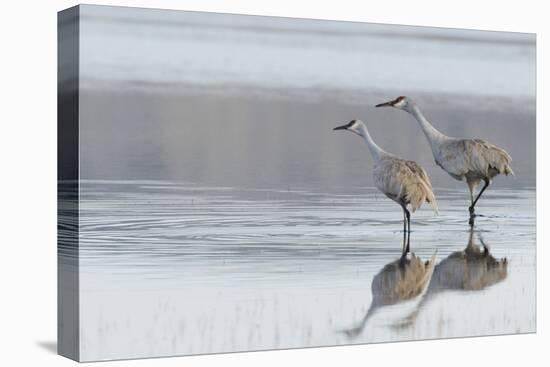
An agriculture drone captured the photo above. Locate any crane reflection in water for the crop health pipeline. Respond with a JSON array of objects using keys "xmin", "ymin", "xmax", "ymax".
[
  {"xmin": 341, "ymin": 231, "xmax": 436, "ymax": 338},
  {"xmin": 396, "ymin": 225, "xmax": 508, "ymax": 329},
  {"xmin": 342, "ymin": 225, "xmax": 508, "ymax": 338}
]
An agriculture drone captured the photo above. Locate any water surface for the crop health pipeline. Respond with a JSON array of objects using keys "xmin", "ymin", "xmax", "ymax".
[{"xmin": 75, "ymin": 181, "xmax": 535, "ymax": 360}]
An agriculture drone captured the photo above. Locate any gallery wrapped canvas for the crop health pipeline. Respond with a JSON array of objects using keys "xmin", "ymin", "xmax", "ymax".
[{"xmin": 58, "ymin": 4, "xmax": 536, "ymax": 362}]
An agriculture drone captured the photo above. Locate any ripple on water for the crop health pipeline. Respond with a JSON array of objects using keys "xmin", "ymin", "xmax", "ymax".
[{"xmin": 62, "ymin": 181, "xmax": 535, "ymax": 359}]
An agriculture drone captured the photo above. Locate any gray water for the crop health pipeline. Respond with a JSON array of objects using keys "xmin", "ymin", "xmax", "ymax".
[{"xmin": 74, "ymin": 181, "xmax": 535, "ymax": 361}]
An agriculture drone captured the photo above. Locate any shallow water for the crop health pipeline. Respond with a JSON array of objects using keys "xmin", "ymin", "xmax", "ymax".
[{"xmin": 71, "ymin": 181, "xmax": 535, "ymax": 361}]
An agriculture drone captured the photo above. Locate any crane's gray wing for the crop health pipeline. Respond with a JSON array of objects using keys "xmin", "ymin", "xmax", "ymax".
[
  {"xmin": 436, "ymin": 140, "xmax": 472, "ymax": 180},
  {"xmin": 467, "ymin": 139, "xmax": 514, "ymax": 176},
  {"xmin": 375, "ymin": 158, "xmax": 438, "ymax": 213},
  {"xmin": 438, "ymin": 138, "xmax": 513, "ymax": 179}
]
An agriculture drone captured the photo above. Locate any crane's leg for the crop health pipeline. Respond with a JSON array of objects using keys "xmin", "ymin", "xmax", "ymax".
[
  {"xmin": 470, "ymin": 179, "xmax": 490, "ymax": 217},
  {"xmin": 467, "ymin": 178, "xmax": 479, "ymax": 216},
  {"xmin": 399, "ymin": 207, "xmax": 409, "ymax": 266},
  {"xmin": 401, "ymin": 208, "xmax": 407, "ymax": 254},
  {"xmin": 404, "ymin": 208, "xmax": 411, "ymax": 253},
  {"xmin": 401, "ymin": 226, "xmax": 407, "ymax": 255},
  {"xmin": 399, "ymin": 232, "xmax": 408, "ymax": 267},
  {"xmin": 468, "ymin": 178, "xmax": 485, "ymax": 225}
]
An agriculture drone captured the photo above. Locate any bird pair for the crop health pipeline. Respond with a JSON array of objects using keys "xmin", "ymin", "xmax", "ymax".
[{"xmin": 334, "ymin": 96, "xmax": 514, "ymax": 253}]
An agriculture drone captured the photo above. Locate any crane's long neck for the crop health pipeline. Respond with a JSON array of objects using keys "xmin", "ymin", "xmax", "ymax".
[
  {"xmin": 358, "ymin": 124, "xmax": 387, "ymax": 161},
  {"xmin": 410, "ymin": 105, "xmax": 448, "ymax": 151}
]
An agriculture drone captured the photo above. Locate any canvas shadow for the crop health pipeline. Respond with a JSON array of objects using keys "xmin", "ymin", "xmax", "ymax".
[{"xmin": 36, "ymin": 340, "xmax": 57, "ymax": 354}]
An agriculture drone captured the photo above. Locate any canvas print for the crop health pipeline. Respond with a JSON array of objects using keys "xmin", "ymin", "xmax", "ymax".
[{"xmin": 58, "ymin": 4, "xmax": 536, "ymax": 362}]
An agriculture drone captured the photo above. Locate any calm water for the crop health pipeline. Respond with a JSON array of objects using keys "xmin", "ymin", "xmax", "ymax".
[{"xmin": 72, "ymin": 181, "xmax": 535, "ymax": 361}]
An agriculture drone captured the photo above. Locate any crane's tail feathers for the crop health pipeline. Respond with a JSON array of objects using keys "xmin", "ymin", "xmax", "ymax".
[
  {"xmin": 426, "ymin": 190, "xmax": 438, "ymax": 215},
  {"xmin": 406, "ymin": 181, "xmax": 438, "ymax": 215},
  {"xmin": 429, "ymin": 196, "xmax": 439, "ymax": 215},
  {"xmin": 504, "ymin": 165, "xmax": 515, "ymax": 176},
  {"xmin": 482, "ymin": 142, "xmax": 514, "ymax": 177}
]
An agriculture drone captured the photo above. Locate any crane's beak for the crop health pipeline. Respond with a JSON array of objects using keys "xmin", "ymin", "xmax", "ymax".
[
  {"xmin": 333, "ymin": 124, "xmax": 348, "ymax": 131},
  {"xmin": 375, "ymin": 100, "xmax": 395, "ymax": 108}
]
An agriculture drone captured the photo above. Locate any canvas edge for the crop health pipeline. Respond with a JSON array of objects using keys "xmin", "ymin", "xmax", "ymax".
[{"xmin": 57, "ymin": 4, "xmax": 81, "ymax": 362}]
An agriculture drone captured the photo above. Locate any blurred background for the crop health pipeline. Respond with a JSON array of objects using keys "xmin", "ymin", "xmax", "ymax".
[{"xmin": 75, "ymin": 5, "xmax": 536, "ymax": 191}]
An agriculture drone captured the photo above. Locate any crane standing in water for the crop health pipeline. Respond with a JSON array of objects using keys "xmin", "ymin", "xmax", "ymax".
[
  {"xmin": 376, "ymin": 96, "xmax": 513, "ymax": 224},
  {"xmin": 333, "ymin": 119, "xmax": 438, "ymax": 253}
]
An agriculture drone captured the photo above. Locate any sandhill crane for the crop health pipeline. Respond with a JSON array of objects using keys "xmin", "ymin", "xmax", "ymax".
[
  {"xmin": 333, "ymin": 119, "xmax": 438, "ymax": 252},
  {"xmin": 376, "ymin": 96, "xmax": 513, "ymax": 224},
  {"xmin": 397, "ymin": 226, "xmax": 508, "ymax": 328},
  {"xmin": 342, "ymin": 250, "xmax": 436, "ymax": 338}
]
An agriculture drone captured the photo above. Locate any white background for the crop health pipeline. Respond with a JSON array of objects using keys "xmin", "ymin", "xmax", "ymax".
[{"xmin": 0, "ymin": 0, "xmax": 547, "ymax": 365}]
